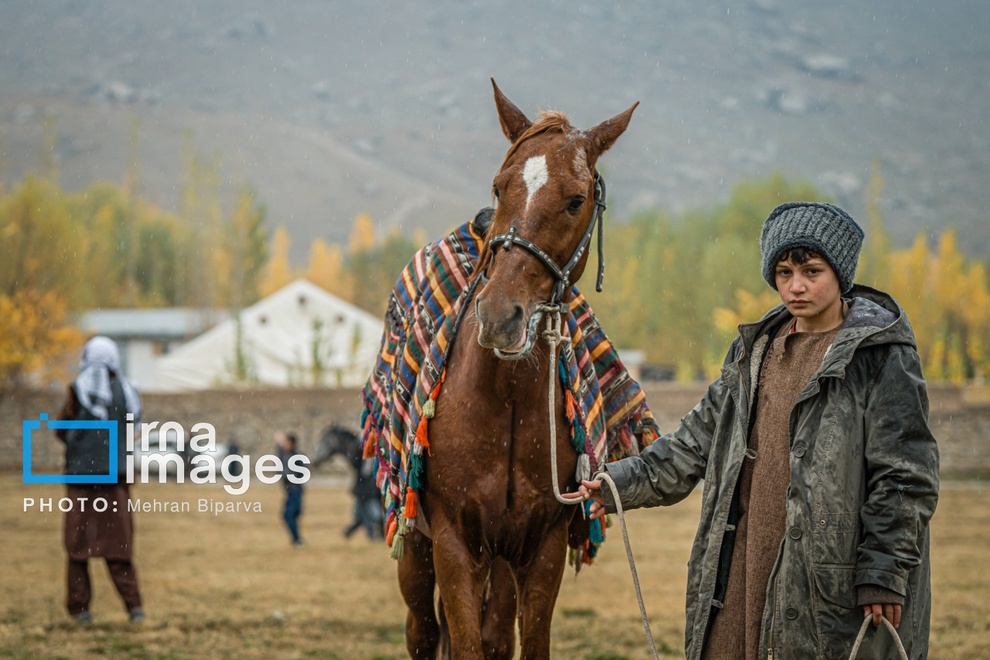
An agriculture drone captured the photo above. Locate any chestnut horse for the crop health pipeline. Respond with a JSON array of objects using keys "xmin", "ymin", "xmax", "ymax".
[{"xmin": 397, "ymin": 81, "xmax": 637, "ymax": 659}]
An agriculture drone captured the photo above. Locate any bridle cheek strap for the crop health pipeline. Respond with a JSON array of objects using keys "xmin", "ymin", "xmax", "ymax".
[{"xmin": 487, "ymin": 171, "xmax": 607, "ymax": 309}]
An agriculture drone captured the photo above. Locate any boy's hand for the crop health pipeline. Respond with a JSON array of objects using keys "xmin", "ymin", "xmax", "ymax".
[
  {"xmin": 863, "ymin": 603, "xmax": 901, "ymax": 628},
  {"xmin": 561, "ymin": 479, "xmax": 606, "ymax": 519}
]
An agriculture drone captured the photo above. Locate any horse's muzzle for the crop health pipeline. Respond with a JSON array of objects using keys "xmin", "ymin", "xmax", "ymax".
[{"xmin": 475, "ymin": 298, "xmax": 540, "ymax": 359}]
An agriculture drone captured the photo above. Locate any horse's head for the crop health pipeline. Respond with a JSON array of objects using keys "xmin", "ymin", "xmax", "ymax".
[
  {"xmin": 311, "ymin": 424, "xmax": 360, "ymax": 467},
  {"xmin": 474, "ymin": 80, "xmax": 637, "ymax": 359}
]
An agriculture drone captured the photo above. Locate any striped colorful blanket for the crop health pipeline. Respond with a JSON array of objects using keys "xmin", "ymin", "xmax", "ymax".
[{"xmin": 360, "ymin": 217, "xmax": 659, "ymax": 562}]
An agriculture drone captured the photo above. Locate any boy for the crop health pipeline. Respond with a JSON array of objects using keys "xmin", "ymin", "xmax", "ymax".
[
  {"xmin": 569, "ymin": 203, "xmax": 939, "ymax": 659},
  {"xmin": 275, "ymin": 431, "xmax": 305, "ymax": 546}
]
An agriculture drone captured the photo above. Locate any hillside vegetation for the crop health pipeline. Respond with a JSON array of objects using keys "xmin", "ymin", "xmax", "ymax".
[{"xmin": 2, "ymin": 169, "xmax": 987, "ymax": 389}]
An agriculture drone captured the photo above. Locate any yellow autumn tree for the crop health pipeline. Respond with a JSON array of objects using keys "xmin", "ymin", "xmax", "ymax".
[
  {"xmin": 0, "ymin": 176, "xmax": 83, "ymax": 305},
  {"xmin": 347, "ymin": 212, "xmax": 376, "ymax": 254},
  {"xmin": 959, "ymin": 264, "xmax": 989, "ymax": 378},
  {"xmin": 305, "ymin": 238, "xmax": 350, "ymax": 300},
  {"xmin": 884, "ymin": 228, "xmax": 990, "ymax": 382},
  {"xmin": 929, "ymin": 231, "xmax": 967, "ymax": 381},
  {"xmin": 0, "ymin": 290, "xmax": 83, "ymax": 392},
  {"xmin": 713, "ymin": 289, "xmax": 781, "ymax": 336},
  {"xmin": 259, "ymin": 226, "xmax": 295, "ymax": 296}
]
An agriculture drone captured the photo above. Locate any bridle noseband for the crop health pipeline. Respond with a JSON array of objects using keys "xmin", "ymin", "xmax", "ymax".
[{"xmin": 487, "ymin": 171, "xmax": 607, "ymax": 311}]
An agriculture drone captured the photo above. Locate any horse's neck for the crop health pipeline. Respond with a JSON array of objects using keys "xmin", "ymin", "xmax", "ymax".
[{"xmin": 452, "ymin": 333, "xmax": 554, "ymax": 404}]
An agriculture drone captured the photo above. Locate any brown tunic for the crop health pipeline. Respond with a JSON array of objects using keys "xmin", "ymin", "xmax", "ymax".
[
  {"xmin": 63, "ymin": 483, "xmax": 135, "ymax": 560},
  {"xmin": 703, "ymin": 324, "xmax": 838, "ymax": 660},
  {"xmin": 57, "ymin": 386, "xmax": 135, "ymax": 561}
]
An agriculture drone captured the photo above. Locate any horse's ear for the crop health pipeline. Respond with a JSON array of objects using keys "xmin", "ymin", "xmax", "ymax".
[
  {"xmin": 492, "ymin": 78, "xmax": 532, "ymax": 143},
  {"xmin": 586, "ymin": 101, "xmax": 639, "ymax": 159}
]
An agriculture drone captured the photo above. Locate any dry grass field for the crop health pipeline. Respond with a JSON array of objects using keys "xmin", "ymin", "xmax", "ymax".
[{"xmin": 1, "ymin": 475, "xmax": 988, "ymax": 659}]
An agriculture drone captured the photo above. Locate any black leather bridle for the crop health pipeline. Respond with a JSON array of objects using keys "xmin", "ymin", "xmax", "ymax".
[{"xmin": 487, "ymin": 171, "xmax": 608, "ymax": 311}]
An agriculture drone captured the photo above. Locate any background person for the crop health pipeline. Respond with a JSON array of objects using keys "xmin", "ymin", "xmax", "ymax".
[
  {"xmin": 274, "ymin": 431, "xmax": 305, "ymax": 546},
  {"xmin": 56, "ymin": 335, "xmax": 145, "ymax": 624},
  {"xmin": 343, "ymin": 434, "xmax": 384, "ymax": 540},
  {"xmin": 568, "ymin": 203, "xmax": 939, "ymax": 659}
]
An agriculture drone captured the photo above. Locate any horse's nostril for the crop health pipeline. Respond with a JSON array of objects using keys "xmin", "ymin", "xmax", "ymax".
[{"xmin": 490, "ymin": 304, "xmax": 525, "ymax": 346}]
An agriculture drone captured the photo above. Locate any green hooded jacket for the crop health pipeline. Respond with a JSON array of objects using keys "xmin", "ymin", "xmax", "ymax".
[{"xmin": 602, "ymin": 286, "xmax": 939, "ymax": 659}]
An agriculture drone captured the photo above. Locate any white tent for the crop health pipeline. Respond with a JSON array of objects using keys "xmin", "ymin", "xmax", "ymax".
[{"xmin": 154, "ymin": 279, "xmax": 384, "ymax": 391}]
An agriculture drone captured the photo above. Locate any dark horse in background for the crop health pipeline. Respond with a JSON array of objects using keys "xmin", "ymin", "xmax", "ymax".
[
  {"xmin": 312, "ymin": 424, "xmax": 384, "ymax": 540},
  {"xmin": 397, "ymin": 81, "xmax": 637, "ymax": 659}
]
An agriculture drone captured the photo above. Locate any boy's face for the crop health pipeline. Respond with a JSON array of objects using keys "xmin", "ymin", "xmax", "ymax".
[{"xmin": 774, "ymin": 255, "xmax": 842, "ymax": 328}]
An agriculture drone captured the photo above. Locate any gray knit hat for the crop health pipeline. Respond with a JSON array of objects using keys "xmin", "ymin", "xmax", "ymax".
[{"xmin": 760, "ymin": 202, "xmax": 864, "ymax": 293}]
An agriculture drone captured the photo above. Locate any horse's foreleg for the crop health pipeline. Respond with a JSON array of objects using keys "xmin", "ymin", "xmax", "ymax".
[
  {"xmin": 398, "ymin": 529, "xmax": 441, "ymax": 660},
  {"xmin": 514, "ymin": 522, "xmax": 570, "ymax": 660},
  {"xmin": 432, "ymin": 529, "xmax": 488, "ymax": 660},
  {"xmin": 481, "ymin": 557, "xmax": 517, "ymax": 660}
]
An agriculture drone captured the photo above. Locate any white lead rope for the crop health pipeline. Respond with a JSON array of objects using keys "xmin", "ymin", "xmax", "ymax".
[
  {"xmin": 541, "ymin": 307, "xmax": 660, "ymax": 660},
  {"xmin": 848, "ymin": 614, "xmax": 908, "ymax": 660}
]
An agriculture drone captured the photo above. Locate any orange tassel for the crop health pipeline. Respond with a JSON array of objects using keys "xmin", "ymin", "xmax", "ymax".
[
  {"xmin": 362, "ymin": 435, "xmax": 376, "ymax": 459},
  {"xmin": 404, "ymin": 488, "xmax": 418, "ymax": 519},
  {"xmin": 564, "ymin": 390, "xmax": 576, "ymax": 421},
  {"xmin": 415, "ymin": 415, "xmax": 431, "ymax": 455}
]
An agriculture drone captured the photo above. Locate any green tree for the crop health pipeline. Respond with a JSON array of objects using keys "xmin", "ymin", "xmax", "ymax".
[
  {"xmin": 218, "ymin": 186, "xmax": 268, "ymax": 310},
  {"xmin": 179, "ymin": 141, "xmax": 224, "ymax": 308}
]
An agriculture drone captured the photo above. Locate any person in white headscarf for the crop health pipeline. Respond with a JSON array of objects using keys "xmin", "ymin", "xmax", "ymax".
[
  {"xmin": 73, "ymin": 335, "xmax": 142, "ymax": 421},
  {"xmin": 56, "ymin": 336, "xmax": 145, "ymax": 624}
]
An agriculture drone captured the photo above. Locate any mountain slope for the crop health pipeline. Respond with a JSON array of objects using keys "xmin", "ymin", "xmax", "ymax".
[{"xmin": 1, "ymin": 0, "xmax": 987, "ymax": 260}]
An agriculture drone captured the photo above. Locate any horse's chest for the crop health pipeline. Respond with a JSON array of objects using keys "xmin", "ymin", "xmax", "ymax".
[
  {"xmin": 428, "ymin": 412, "xmax": 559, "ymax": 496},
  {"xmin": 427, "ymin": 389, "xmax": 573, "ymax": 526}
]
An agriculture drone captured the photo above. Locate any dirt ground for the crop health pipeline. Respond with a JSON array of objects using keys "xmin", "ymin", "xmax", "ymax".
[{"xmin": 1, "ymin": 475, "xmax": 987, "ymax": 659}]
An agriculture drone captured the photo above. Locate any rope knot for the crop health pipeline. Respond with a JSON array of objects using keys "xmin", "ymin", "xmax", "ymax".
[{"xmin": 539, "ymin": 307, "xmax": 565, "ymax": 348}]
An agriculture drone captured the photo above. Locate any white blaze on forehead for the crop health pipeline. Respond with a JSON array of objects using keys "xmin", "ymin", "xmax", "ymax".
[{"xmin": 522, "ymin": 155, "xmax": 549, "ymax": 209}]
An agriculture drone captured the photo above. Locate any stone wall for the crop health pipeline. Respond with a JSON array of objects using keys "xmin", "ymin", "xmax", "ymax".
[{"xmin": 4, "ymin": 383, "xmax": 988, "ymax": 478}]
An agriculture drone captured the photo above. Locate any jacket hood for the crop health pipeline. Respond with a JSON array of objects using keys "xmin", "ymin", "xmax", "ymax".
[{"xmin": 738, "ymin": 284, "xmax": 917, "ymax": 354}]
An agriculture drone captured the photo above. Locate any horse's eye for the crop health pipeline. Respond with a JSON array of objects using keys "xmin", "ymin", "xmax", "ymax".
[
  {"xmin": 567, "ymin": 196, "xmax": 585, "ymax": 213},
  {"xmin": 492, "ymin": 185, "xmax": 500, "ymax": 201}
]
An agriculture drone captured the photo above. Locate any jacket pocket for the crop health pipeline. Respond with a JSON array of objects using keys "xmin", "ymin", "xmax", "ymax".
[
  {"xmin": 814, "ymin": 565, "xmax": 857, "ymax": 610},
  {"xmin": 811, "ymin": 511, "xmax": 860, "ymax": 566},
  {"xmin": 813, "ymin": 566, "xmax": 861, "ymax": 658}
]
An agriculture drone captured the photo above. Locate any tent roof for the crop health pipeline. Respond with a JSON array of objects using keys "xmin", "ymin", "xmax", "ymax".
[{"xmin": 154, "ymin": 279, "xmax": 383, "ymax": 391}]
